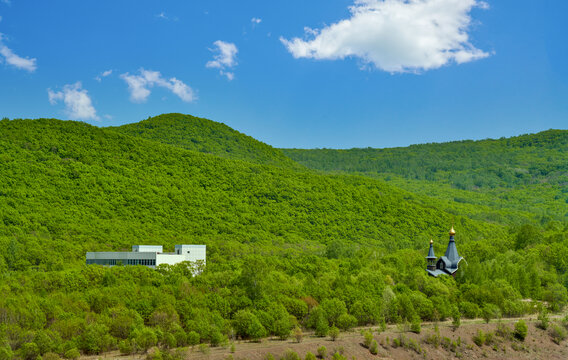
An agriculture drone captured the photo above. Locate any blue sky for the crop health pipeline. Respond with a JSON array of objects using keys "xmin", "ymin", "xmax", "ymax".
[{"xmin": 0, "ymin": 0, "xmax": 566, "ymax": 149}]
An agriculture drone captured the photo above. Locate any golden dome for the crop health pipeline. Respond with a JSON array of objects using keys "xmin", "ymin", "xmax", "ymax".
[{"xmin": 449, "ymin": 226, "xmax": 456, "ymax": 236}]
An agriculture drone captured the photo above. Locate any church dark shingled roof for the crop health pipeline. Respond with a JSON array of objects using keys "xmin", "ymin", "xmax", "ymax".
[{"xmin": 426, "ymin": 227, "xmax": 464, "ymax": 277}]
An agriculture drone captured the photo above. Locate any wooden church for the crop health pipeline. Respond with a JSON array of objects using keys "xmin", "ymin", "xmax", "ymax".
[{"xmin": 426, "ymin": 227, "xmax": 464, "ymax": 277}]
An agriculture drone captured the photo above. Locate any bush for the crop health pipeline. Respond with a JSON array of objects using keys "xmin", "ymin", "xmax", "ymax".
[
  {"xmin": 19, "ymin": 343, "xmax": 40, "ymax": 360},
  {"xmin": 336, "ymin": 314, "xmax": 357, "ymax": 331},
  {"xmin": 481, "ymin": 304, "xmax": 501, "ymax": 324},
  {"xmin": 363, "ymin": 331, "xmax": 374, "ymax": 348},
  {"xmin": 331, "ymin": 352, "xmax": 346, "ymax": 360},
  {"xmin": 537, "ymin": 308, "xmax": 550, "ymax": 330},
  {"xmin": 473, "ymin": 330, "xmax": 485, "ymax": 347},
  {"xmin": 514, "ymin": 320, "xmax": 528, "ymax": 341},
  {"xmin": 410, "ymin": 318, "xmax": 421, "ymax": 334},
  {"xmin": 264, "ymin": 353, "xmax": 276, "ymax": 360},
  {"xmin": 42, "ymin": 353, "xmax": 60, "ymax": 360},
  {"xmin": 118, "ymin": 340, "xmax": 133, "ymax": 355},
  {"xmin": 369, "ymin": 340, "xmax": 378, "ymax": 355},
  {"xmin": 293, "ymin": 327, "xmax": 303, "ymax": 343},
  {"xmin": 230, "ymin": 343, "xmax": 236, "ymax": 353},
  {"xmin": 281, "ymin": 349, "xmax": 300, "ymax": 360},
  {"xmin": 305, "ymin": 352, "xmax": 316, "ymax": 360},
  {"xmin": 0, "ymin": 347, "xmax": 13, "ymax": 360},
  {"xmin": 63, "ymin": 348, "xmax": 80, "ymax": 360},
  {"xmin": 329, "ymin": 326, "xmax": 340, "ymax": 341},
  {"xmin": 549, "ymin": 324, "xmax": 567, "ymax": 344},
  {"xmin": 198, "ymin": 344, "xmax": 210, "ymax": 355},
  {"xmin": 187, "ymin": 331, "xmax": 200, "ymax": 346},
  {"xmin": 317, "ymin": 346, "xmax": 327, "ymax": 359}
]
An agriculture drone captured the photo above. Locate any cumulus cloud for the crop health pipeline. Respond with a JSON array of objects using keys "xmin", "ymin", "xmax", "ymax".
[
  {"xmin": 95, "ymin": 69, "xmax": 112, "ymax": 82},
  {"xmin": 48, "ymin": 82, "xmax": 99, "ymax": 121},
  {"xmin": 251, "ymin": 17, "xmax": 262, "ymax": 25},
  {"xmin": 280, "ymin": 0, "xmax": 490, "ymax": 73},
  {"xmin": 206, "ymin": 40, "xmax": 238, "ymax": 81},
  {"xmin": 0, "ymin": 33, "xmax": 37, "ymax": 72},
  {"xmin": 120, "ymin": 69, "xmax": 196, "ymax": 103}
]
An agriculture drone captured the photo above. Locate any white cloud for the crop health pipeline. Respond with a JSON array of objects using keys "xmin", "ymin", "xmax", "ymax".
[
  {"xmin": 206, "ymin": 40, "xmax": 238, "ymax": 81},
  {"xmin": 251, "ymin": 17, "xmax": 262, "ymax": 25},
  {"xmin": 120, "ymin": 69, "xmax": 196, "ymax": 103},
  {"xmin": 280, "ymin": 0, "xmax": 490, "ymax": 73},
  {"xmin": 95, "ymin": 69, "xmax": 112, "ymax": 82},
  {"xmin": 48, "ymin": 82, "xmax": 99, "ymax": 121},
  {"xmin": 0, "ymin": 33, "xmax": 37, "ymax": 72}
]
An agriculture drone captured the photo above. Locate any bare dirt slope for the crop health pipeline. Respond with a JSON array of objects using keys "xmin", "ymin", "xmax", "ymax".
[{"xmin": 84, "ymin": 317, "xmax": 568, "ymax": 360}]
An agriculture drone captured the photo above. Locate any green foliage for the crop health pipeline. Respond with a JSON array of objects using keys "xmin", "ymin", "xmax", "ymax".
[
  {"xmin": 451, "ymin": 306, "xmax": 461, "ymax": 330},
  {"xmin": 280, "ymin": 349, "xmax": 300, "ymax": 360},
  {"xmin": 410, "ymin": 317, "xmax": 421, "ymax": 334},
  {"xmin": 537, "ymin": 308, "xmax": 550, "ymax": 330},
  {"xmin": 514, "ymin": 320, "xmax": 528, "ymax": 341},
  {"xmin": 63, "ymin": 348, "xmax": 79, "ymax": 360},
  {"xmin": 115, "ymin": 113, "xmax": 297, "ymax": 168},
  {"xmin": 316, "ymin": 346, "xmax": 327, "ymax": 359},
  {"xmin": 473, "ymin": 330, "xmax": 486, "ymax": 346},
  {"xmin": 363, "ymin": 331, "xmax": 374, "ymax": 348},
  {"xmin": 369, "ymin": 340, "xmax": 378, "ymax": 355},
  {"xmin": 0, "ymin": 117, "xmax": 567, "ymax": 359},
  {"xmin": 328, "ymin": 326, "xmax": 339, "ymax": 341},
  {"xmin": 292, "ymin": 327, "xmax": 303, "ymax": 343},
  {"xmin": 19, "ymin": 343, "xmax": 40, "ymax": 360},
  {"xmin": 304, "ymin": 352, "xmax": 316, "ymax": 360},
  {"xmin": 550, "ymin": 324, "xmax": 567, "ymax": 344}
]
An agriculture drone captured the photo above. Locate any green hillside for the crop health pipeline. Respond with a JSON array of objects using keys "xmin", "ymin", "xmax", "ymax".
[
  {"xmin": 113, "ymin": 113, "xmax": 297, "ymax": 167},
  {"xmin": 1, "ymin": 117, "xmax": 567, "ymax": 359},
  {"xmin": 283, "ymin": 130, "xmax": 568, "ymax": 223}
]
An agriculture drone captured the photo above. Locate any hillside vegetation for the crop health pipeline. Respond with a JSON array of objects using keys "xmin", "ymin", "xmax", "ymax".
[
  {"xmin": 0, "ymin": 117, "xmax": 567, "ymax": 360},
  {"xmin": 283, "ymin": 130, "xmax": 568, "ymax": 224},
  {"xmin": 114, "ymin": 113, "xmax": 297, "ymax": 168}
]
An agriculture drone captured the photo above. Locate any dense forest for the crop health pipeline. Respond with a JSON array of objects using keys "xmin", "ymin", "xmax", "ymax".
[
  {"xmin": 283, "ymin": 131, "xmax": 568, "ymax": 225},
  {"xmin": 1, "ymin": 115, "xmax": 567, "ymax": 360}
]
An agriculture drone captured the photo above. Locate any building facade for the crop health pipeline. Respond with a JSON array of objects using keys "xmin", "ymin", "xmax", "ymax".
[
  {"xmin": 426, "ymin": 227, "xmax": 464, "ymax": 277},
  {"xmin": 86, "ymin": 244, "xmax": 206, "ymax": 269}
]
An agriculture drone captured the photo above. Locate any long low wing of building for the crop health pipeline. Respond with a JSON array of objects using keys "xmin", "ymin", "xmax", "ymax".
[{"xmin": 86, "ymin": 244, "xmax": 206, "ymax": 269}]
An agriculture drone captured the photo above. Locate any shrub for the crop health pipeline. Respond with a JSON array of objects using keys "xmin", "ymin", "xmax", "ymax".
[
  {"xmin": 293, "ymin": 327, "xmax": 303, "ymax": 343},
  {"xmin": 549, "ymin": 324, "xmax": 567, "ymax": 344},
  {"xmin": 187, "ymin": 331, "xmax": 200, "ymax": 346},
  {"xmin": 331, "ymin": 352, "xmax": 346, "ymax": 360},
  {"xmin": 514, "ymin": 320, "xmax": 528, "ymax": 341},
  {"xmin": 336, "ymin": 314, "xmax": 357, "ymax": 331},
  {"xmin": 363, "ymin": 331, "xmax": 373, "ymax": 348},
  {"xmin": 118, "ymin": 340, "xmax": 133, "ymax": 355},
  {"xmin": 230, "ymin": 343, "xmax": 236, "ymax": 353},
  {"xmin": 481, "ymin": 304, "xmax": 501, "ymax": 324},
  {"xmin": 317, "ymin": 346, "xmax": 327, "ymax": 359},
  {"xmin": 329, "ymin": 326, "xmax": 340, "ymax": 341},
  {"xmin": 63, "ymin": 348, "xmax": 80, "ymax": 360},
  {"xmin": 264, "ymin": 353, "xmax": 276, "ymax": 360},
  {"xmin": 19, "ymin": 343, "xmax": 40, "ymax": 360},
  {"xmin": 281, "ymin": 349, "xmax": 301, "ymax": 360},
  {"xmin": 146, "ymin": 347, "xmax": 162, "ymax": 360},
  {"xmin": 537, "ymin": 308, "xmax": 549, "ymax": 330},
  {"xmin": 473, "ymin": 330, "xmax": 485, "ymax": 347},
  {"xmin": 0, "ymin": 347, "xmax": 13, "ymax": 360},
  {"xmin": 305, "ymin": 352, "xmax": 316, "ymax": 360},
  {"xmin": 369, "ymin": 340, "xmax": 378, "ymax": 355},
  {"xmin": 42, "ymin": 353, "xmax": 60, "ymax": 360},
  {"xmin": 410, "ymin": 318, "xmax": 421, "ymax": 334},
  {"xmin": 198, "ymin": 344, "xmax": 210, "ymax": 355}
]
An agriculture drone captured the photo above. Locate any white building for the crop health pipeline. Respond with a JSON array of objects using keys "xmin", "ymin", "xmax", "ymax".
[{"xmin": 86, "ymin": 244, "xmax": 206, "ymax": 269}]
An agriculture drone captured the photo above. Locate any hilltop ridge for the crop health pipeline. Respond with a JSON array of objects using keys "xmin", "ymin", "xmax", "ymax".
[{"xmin": 112, "ymin": 113, "xmax": 297, "ymax": 167}]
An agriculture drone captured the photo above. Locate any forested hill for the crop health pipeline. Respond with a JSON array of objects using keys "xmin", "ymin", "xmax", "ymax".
[
  {"xmin": 0, "ymin": 117, "xmax": 504, "ymax": 270},
  {"xmin": 282, "ymin": 130, "xmax": 568, "ymax": 223},
  {"xmin": 282, "ymin": 130, "xmax": 568, "ymax": 188},
  {"xmin": 113, "ymin": 113, "xmax": 297, "ymax": 167},
  {"xmin": 2, "ymin": 117, "xmax": 568, "ymax": 358}
]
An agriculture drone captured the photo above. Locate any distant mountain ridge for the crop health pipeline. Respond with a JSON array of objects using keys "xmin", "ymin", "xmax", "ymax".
[{"xmin": 113, "ymin": 113, "xmax": 298, "ymax": 168}]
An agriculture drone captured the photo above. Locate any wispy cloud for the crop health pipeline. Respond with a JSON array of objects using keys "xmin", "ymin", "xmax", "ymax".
[
  {"xmin": 206, "ymin": 40, "xmax": 238, "ymax": 81},
  {"xmin": 281, "ymin": 0, "xmax": 490, "ymax": 73},
  {"xmin": 251, "ymin": 17, "xmax": 262, "ymax": 25},
  {"xmin": 156, "ymin": 12, "xmax": 178, "ymax": 21},
  {"xmin": 95, "ymin": 69, "xmax": 112, "ymax": 82},
  {"xmin": 0, "ymin": 33, "xmax": 37, "ymax": 72},
  {"xmin": 48, "ymin": 82, "xmax": 99, "ymax": 121},
  {"xmin": 120, "ymin": 69, "xmax": 196, "ymax": 103}
]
